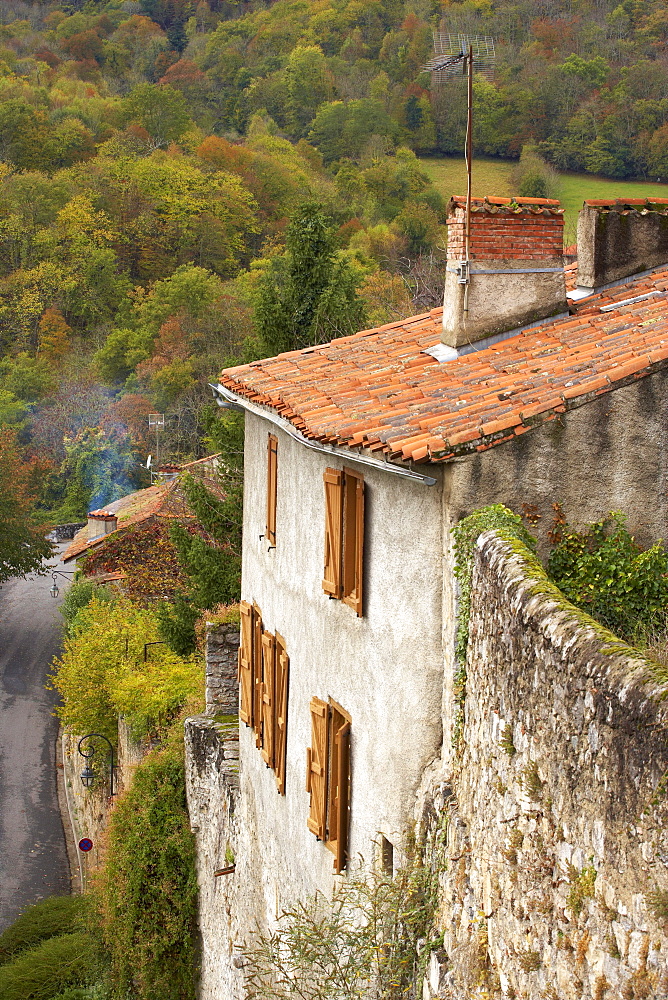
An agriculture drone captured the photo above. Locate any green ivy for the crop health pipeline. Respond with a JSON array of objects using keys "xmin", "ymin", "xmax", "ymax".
[
  {"xmin": 547, "ymin": 512, "xmax": 668, "ymax": 644},
  {"xmin": 452, "ymin": 504, "xmax": 537, "ymax": 668},
  {"xmin": 451, "ymin": 505, "xmax": 537, "ymax": 753},
  {"xmin": 93, "ymin": 728, "xmax": 198, "ymax": 1000}
]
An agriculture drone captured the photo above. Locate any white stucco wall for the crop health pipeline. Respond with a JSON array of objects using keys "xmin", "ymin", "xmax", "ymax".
[{"xmin": 238, "ymin": 412, "xmax": 445, "ymax": 915}]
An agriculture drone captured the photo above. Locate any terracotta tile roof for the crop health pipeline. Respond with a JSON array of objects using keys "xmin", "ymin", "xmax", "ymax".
[
  {"xmin": 218, "ymin": 265, "xmax": 668, "ymax": 465},
  {"xmin": 62, "ymin": 461, "xmax": 223, "ymax": 563}
]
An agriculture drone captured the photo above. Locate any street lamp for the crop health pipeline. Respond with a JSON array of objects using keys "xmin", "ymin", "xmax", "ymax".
[
  {"xmin": 49, "ymin": 570, "xmax": 75, "ymax": 598},
  {"xmin": 77, "ymin": 733, "xmax": 117, "ymax": 796}
]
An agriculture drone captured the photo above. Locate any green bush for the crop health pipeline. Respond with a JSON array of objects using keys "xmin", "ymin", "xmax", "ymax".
[
  {"xmin": 94, "ymin": 729, "xmax": 199, "ymax": 1000},
  {"xmin": 60, "ymin": 580, "xmax": 115, "ymax": 636},
  {"xmin": 0, "ymin": 931, "xmax": 96, "ymax": 1000},
  {"xmin": 547, "ymin": 512, "xmax": 668, "ymax": 643},
  {"xmin": 0, "ymin": 895, "xmax": 86, "ymax": 964}
]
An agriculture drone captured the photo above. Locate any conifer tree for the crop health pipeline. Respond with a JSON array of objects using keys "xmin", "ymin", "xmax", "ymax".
[{"xmin": 255, "ymin": 202, "xmax": 367, "ymax": 357}]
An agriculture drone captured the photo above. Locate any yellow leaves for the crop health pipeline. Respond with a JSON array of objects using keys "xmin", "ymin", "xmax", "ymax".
[
  {"xmin": 52, "ymin": 194, "xmax": 120, "ymax": 248},
  {"xmin": 50, "ymin": 595, "xmax": 204, "ymax": 743}
]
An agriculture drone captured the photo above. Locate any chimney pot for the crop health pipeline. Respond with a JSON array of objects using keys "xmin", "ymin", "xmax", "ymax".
[
  {"xmin": 441, "ymin": 196, "xmax": 566, "ymax": 348},
  {"xmin": 87, "ymin": 511, "xmax": 118, "ymax": 539},
  {"xmin": 576, "ymin": 199, "xmax": 668, "ymax": 290}
]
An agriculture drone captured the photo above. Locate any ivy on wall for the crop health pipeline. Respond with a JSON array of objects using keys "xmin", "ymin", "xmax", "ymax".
[
  {"xmin": 93, "ymin": 729, "xmax": 199, "ymax": 1000},
  {"xmin": 451, "ymin": 505, "xmax": 537, "ymax": 751}
]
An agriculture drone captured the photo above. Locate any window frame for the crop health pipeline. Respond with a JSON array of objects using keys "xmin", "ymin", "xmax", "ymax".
[
  {"xmin": 322, "ymin": 467, "xmax": 364, "ymax": 616},
  {"xmin": 306, "ymin": 697, "xmax": 352, "ymax": 874}
]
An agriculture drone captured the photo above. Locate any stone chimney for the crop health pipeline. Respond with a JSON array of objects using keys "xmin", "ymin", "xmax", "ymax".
[
  {"xmin": 442, "ymin": 196, "xmax": 566, "ymax": 348},
  {"xmin": 87, "ymin": 510, "xmax": 118, "ymax": 539},
  {"xmin": 576, "ymin": 199, "xmax": 668, "ymax": 291}
]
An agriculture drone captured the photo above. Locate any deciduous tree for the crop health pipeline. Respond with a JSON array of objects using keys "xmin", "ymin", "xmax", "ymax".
[{"xmin": 0, "ymin": 428, "xmax": 52, "ymax": 583}]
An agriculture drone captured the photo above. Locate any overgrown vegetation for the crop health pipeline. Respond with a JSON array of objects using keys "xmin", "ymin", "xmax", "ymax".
[
  {"xmin": 547, "ymin": 511, "xmax": 668, "ymax": 645},
  {"xmin": 51, "ymin": 594, "xmax": 204, "ymax": 743},
  {"xmin": 0, "ymin": 930, "xmax": 97, "ymax": 1000},
  {"xmin": 242, "ymin": 847, "xmax": 439, "ymax": 1000},
  {"xmin": 566, "ymin": 862, "xmax": 598, "ymax": 917},
  {"xmin": 93, "ymin": 729, "xmax": 199, "ymax": 1000},
  {"xmin": 0, "ymin": 895, "xmax": 87, "ymax": 965}
]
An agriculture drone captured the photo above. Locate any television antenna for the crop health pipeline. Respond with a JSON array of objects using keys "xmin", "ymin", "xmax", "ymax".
[
  {"xmin": 424, "ymin": 33, "xmax": 496, "ymax": 317},
  {"xmin": 148, "ymin": 415, "xmax": 164, "ymax": 481}
]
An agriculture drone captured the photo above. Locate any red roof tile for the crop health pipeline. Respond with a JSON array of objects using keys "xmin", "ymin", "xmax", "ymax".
[
  {"xmin": 63, "ymin": 460, "xmax": 223, "ymax": 562},
  {"xmin": 218, "ymin": 267, "xmax": 668, "ymax": 465}
]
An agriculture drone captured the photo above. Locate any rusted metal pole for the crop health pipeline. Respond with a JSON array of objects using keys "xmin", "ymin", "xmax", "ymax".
[{"xmin": 464, "ymin": 43, "xmax": 473, "ymax": 319}]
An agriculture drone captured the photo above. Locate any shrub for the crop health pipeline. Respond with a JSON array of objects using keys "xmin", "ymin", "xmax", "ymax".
[
  {"xmin": 51, "ymin": 596, "xmax": 204, "ymax": 743},
  {"xmin": 243, "ymin": 848, "xmax": 439, "ymax": 1000},
  {"xmin": 547, "ymin": 512, "xmax": 668, "ymax": 643},
  {"xmin": 60, "ymin": 579, "xmax": 115, "ymax": 636},
  {"xmin": 93, "ymin": 730, "xmax": 199, "ymax": 1000},
  {"xmin": 0, "ymin": 895, "xmax": 86, "ymax": 964},
  {"xmin": 0, "ymin": 931, "xmax": 96, "ymax": 1000}
]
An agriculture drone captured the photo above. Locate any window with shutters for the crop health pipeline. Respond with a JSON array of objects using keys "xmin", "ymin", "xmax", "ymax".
[
  {"xmin": 266, "ymin": 434, "xmax": 278, "ymax": 546},
  {"xmin": 322, "ymin": 467, "xmax": 364, "ymax": 616},
  {"xmin": 306, "ymin": 698, "xmax": 351, "ymax": 874},
  {"xmin": 238, "ymin": 602, "xmax": 290, "ymax": 795}
]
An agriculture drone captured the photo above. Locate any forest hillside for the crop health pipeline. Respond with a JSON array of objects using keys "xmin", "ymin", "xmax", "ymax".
[{"xmin": 0, "ymin": 0, "xmax": 667, "ymax": 530}]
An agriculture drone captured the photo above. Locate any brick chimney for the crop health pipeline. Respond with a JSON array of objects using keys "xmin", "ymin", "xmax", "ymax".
[
  {"xmin": 576, "ymin": 199, "xmax": 668, "ymax": 291},
  {"xmin": 87, "ymin": 510, "xmax": 118, "ymax": 539},
  {"xmin": 442, "ymin": 196, "xmax": 566, "ymax": 348}
]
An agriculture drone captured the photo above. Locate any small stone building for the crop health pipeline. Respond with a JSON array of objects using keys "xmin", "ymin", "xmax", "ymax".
[{"xmin": 192, "ymin": 197, "xmax": 668, "ymax": 999}]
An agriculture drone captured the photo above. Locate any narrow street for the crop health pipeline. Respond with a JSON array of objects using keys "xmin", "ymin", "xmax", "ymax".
[{"xmin": 0, "ymin": 542, "xmax": 72, "ymax": 932}]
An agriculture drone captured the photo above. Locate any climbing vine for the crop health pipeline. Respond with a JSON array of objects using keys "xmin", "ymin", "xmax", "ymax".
[
  {"xmin": 451, "ymin": 505, "xmax": 537, "ymax": 750},
  {"xmin": 82, "ymin": 521, "xmax": 189, "ymax": 604}
]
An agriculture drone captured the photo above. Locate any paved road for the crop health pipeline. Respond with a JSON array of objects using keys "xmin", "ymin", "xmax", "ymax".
[{"xmin": 0, "ymin": 543, "xmax": 72, "ymax": 932}]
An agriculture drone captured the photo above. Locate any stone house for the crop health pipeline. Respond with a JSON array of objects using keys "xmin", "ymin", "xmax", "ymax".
[
  {"xmin": 62, "ymin": 454, "xmax": 221, "ymax": 599},
  {"xmin": 197, "ymin": 196, "xmax": 668, "ymax": 998}
]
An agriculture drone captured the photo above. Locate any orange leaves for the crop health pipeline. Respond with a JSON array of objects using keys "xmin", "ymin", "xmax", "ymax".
[{"xmin": 82, "ymin": 521, "xmax": 187, "ymax": 603}]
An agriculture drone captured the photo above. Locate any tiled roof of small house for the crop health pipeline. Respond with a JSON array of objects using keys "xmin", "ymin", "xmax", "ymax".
[
  {"xmin": 218, "ymin": 265, "xmax": 668, "ymax": 465},
  {"xmin": 63, "ymin": 462, "xmax": 222, "ymax": 562}
]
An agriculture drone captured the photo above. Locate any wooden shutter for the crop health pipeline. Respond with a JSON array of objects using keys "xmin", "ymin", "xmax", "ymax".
[
  {"xmin": 274, "ymin": 635, "xmax": 289, "ymax": 795},
  {"xmin": 306, "ymin": 697, "xmax": 329, "ymax": 840},
  {"xmin": 323, "ymin": 469, "xmax": 343, "ymax": 597},
  {"xmin": 260, "ymin": 632, "xmax": 275, "ymax": 768},
  {"xmin": 238, "ymin": 601, "xmax": 254, "ymax": 726},
  {"xmin": 266, "ymin": 434, "xmax": 278, "ymax": 546},
  {"xmin": 253, "ymin": 604, "xmax": 263, "ymax": 747},
  {"xmin": 327, "ymin": 703, "xmax": 351, "ymax": 873},
  {"xmin": 342, "ymin": 470, "xmax": 364, "ymax": 616}
]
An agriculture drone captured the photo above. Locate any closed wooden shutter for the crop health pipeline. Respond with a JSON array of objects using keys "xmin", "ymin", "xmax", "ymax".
[
  {"xmin": 238, "ymin": 601, "xmax": 254, "ymax": 726},
  {"xmin": 327, "ymin": 702, "xmax": 351, "ymax": 873},
  {"xmin": 266, "ymin": 434, "xmax": 278, "ymax": 546},
  {"xmin": 322, "ymin": 469, "xmax": 343, "ymax": 597},
  {"xmin": 274, "ymin": 635, "xmax": 289, "ymax": 795},
  {"xmin": 306, "ymin": 697, "xmax": 329, "ymax": 840},
  {"xmin": 260, "ymin": 632, "xmax": 275, "ymax": 768},
  {"xmin": 342, "ymin": 470, "xmax": 364, "ymax": 616},
  {"xmin": 332, "ymin": 720, "xmax": 351, "ymax": 874},
  {"xmin": 253, "ymin": 604, "xmax": 263, "ymax": 747}
]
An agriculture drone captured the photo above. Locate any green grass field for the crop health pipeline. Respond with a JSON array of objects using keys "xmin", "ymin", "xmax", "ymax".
[{"xmin": 420, "ymin": 156, "xmax": 668, "ymax": 243}]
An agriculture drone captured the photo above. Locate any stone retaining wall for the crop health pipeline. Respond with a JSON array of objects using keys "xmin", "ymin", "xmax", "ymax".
[
  {"xmin": 205, "ymin": 622, "xmax": 239, "ymax": 715},
  {"xmin": 52, "ymin": 523, "xmax": 85, "ymax": 540},
  {"xmin": 424, "ymin": 531, "xmax": 668, "ymax": 1000},
  {"xmin": 184, "ymin": 715, "xmax": 244, "ymax": 1000}
]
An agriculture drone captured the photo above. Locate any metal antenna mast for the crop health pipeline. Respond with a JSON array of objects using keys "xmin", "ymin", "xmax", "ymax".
[{"xmin": 424, "ymin": 33, "xmax": 496, "ymax": 317}]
